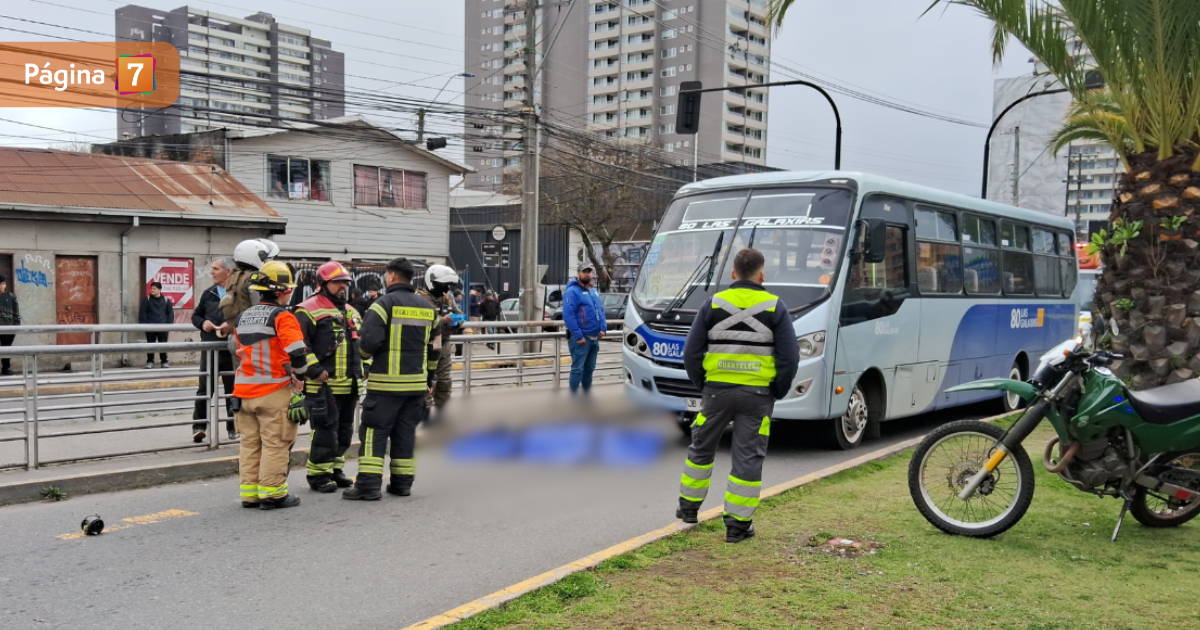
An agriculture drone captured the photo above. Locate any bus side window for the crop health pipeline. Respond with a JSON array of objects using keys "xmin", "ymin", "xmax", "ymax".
[{"xmin": 841, "ymin": 225, "xmax": 908, "ymax": 325}]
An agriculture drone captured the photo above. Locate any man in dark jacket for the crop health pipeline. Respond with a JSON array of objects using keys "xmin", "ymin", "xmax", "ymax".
[
  {"xmin": 480, "ymin": 290, "xmax": 501, "ymax": 348},
  {"xmin": 0, "ymin": 274, "xmax": 19, "ymax": 376},
  {"xmin": 562, "ymin": 264, "xmax": 607, "ymax": 395},
  {"xmin": 191, "ymin": 257, "xmax": 237, "ymax": 442},
  {"xmin": 676, "ymin": 248, "xmax": 799, "ymax": 544},
  {"xmin": 352, "ymin": 282, "xmax": 379, "ymax": 316},
  {"xmin": 139, "ymin": 281, "xmax": 174, "ymax": 369}
]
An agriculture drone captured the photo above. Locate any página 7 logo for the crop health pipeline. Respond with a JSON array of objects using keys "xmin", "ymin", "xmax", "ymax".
[{"xmin": 24, "ymin": 62, "xmax": 106, "ymax": 92}]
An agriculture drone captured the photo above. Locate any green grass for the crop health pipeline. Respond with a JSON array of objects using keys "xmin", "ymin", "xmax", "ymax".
[
  {"xmin": 450, "ymin": 426, "xmax": 1200, "ymax": 630},
  {"xmin": 39, "ymin": 486, "xmax": 68, "ymax": 501}
]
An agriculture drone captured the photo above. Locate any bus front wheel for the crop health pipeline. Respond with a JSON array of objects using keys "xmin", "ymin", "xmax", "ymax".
[
  {"xmin": 1002, "ymin": 362, "xmax": 1026, "ymax": 413},
  {"xmin": 827, "ymin": 384, "xmax": 870, "ymax": 450}
]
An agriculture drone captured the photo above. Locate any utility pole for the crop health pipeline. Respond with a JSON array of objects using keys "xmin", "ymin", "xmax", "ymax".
[
  {"xmin": 416, "ymin": 109, "xmax": 426, "ymax": 143},
  {"xmin": 518, "ymin": 0, "xmax": 541, "ymax": 343},
  {"xmin": 1011, "ymin": 126, "xmax": 1020, "ymax": 206}
]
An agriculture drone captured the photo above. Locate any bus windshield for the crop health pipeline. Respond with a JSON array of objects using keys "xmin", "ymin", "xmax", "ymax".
[{"xmin": 633, "ymin": 187, "xmax": 854, "ymax": 312}]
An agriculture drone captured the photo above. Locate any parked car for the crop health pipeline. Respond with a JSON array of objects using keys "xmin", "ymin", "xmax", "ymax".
[
  {"xmin": 550, "ymin": 292, "xmax": 626, "ymax": 331},
  {"xmin": 499, "ymin": 298, "xmax": 553, "ymax": 333}
]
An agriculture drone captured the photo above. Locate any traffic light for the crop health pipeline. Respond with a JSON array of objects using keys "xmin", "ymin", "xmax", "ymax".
[{"xmin": 677, "ymin": 80, "xmax": 703, "ymax": 135}]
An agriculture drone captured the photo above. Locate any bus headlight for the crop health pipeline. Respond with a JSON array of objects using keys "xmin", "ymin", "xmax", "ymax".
[
  {"xmin": 798, "ymin": 331, "xmax": 826, "ymax": 358},
  {"xmin": 625, "ymin": 328, "xmax": 651, "ymax": 358}
]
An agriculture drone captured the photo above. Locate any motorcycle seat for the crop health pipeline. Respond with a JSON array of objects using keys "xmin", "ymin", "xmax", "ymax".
[{"xmin": 1127, "ymin": 380, "xmax": 1200, "ymax": 425}]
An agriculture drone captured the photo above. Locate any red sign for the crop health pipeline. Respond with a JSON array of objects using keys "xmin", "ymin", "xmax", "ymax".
[
  {"xmin": 1075, "ymin": 245, "xmax": 1101, "ymax": 270},
  {"xmin": 145, "ymin": 258, "xmax": 194, "ymax": 309}
]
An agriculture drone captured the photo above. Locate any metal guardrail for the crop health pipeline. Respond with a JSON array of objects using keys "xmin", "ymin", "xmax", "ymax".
[{"xmin": 0, "ymin": 322, "xmax": 626, "ymax": 470}]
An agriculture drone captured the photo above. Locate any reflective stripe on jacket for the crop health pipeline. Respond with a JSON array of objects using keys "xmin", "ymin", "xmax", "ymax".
[
  {"xmin": 295, "ymin": 293, "xmax": 361, "ymax": 395},
  {"xmin": 233, "ymin": 303, "xmax": 309, "ymax": 398},
  {"xmin": 359, "ymin": 284, "xmax": 442, "ymax": 395}
]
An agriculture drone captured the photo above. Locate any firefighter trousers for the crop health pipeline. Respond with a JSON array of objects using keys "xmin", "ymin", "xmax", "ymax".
[
  {"xmin": 236, "ymin": 387, "xmax": 298, "ymax": 503},
  {"xmin": 305, "ymin": 386, "xmax": 359, "ymax": 487},
  {"xmin": 354, "ymin": 393, "xmax": 424, "ymax": 492},
  {"xmin": 678, "ymin": 385, "xmax": 773, "ymax": 532}
]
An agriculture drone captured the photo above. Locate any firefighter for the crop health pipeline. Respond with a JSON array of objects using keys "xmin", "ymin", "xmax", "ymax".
[
  {"xmin": 343, "ymin": 257, "xmax": 441, "ymax": 501},
  {"xmin": 415, "ymin": 264, "xmax": 460, "ymax": 421},
  {"xmin": 220, "ymin": 238, "xmax": 278, "ymax": 327},
  {"xmin": 295, "ymin": 261, "xmax": 363, "ymax": 493},
  {"xmin": 232, "ymin": 261, "xmax": 320, "ymax": 510},
  {"xmin": 676, "ymin": 248, "xmax": 799, "ymax": 543}
]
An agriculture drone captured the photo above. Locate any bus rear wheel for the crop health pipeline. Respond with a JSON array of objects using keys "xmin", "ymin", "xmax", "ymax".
[
  {"xmin": 1002, "ymin": 362, "xmax": 1026, "ymax": 413},
  {"xmin": 827, "ymin": 384, "xmax": 870, "ymax": 450}
]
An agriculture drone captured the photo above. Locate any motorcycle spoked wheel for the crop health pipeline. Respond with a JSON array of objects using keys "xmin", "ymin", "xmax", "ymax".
[
  {"xmin": 1130, "ymin": 450, "xmax": 1200, "ymax": 528},
  {"xmin": 908, "ymin": 420, "xmax": 1036, "ymax": 538}
]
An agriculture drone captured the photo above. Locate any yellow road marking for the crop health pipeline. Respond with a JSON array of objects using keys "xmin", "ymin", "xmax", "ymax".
[
  {"xmin": 57, "ymin": 509, "xmax": 198, "ymax": 540},
  {"xmin": 401, "ymin": 431, "xmax": 942, "ymax": 630}
]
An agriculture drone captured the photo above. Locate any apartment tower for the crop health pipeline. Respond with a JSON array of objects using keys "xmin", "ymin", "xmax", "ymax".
[
  {"xmin": 463, "ymin": 0, "xmax": 771, "ymax": 190},
  {"xmin": 115, "ymin": 5, "xmax": 345, "ymax": 138}
]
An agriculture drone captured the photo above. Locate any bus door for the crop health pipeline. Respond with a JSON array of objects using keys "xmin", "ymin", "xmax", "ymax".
[{"xmin": 835, "ymin": 195, "xmax": 920, "ymax": 420}]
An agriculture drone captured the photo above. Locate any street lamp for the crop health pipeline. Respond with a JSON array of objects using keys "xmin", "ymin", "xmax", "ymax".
[{"xmin": 418, "ymin": 72, "xmax": 476, "ymax": 143}]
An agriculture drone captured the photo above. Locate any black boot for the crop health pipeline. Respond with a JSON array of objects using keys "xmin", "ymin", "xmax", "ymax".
[
  {"xmin": 676, "ymin": 508, "xmax": 698, "ymax": 524},
  {"xmin": 386, "ymin": 475, "xmax": 413, "ymax": 497},
  {"xmin": 332, "ymin": 469, "xmax": 353, "ymax": 488},
  {"xmin": 259, "ymin": 494, "xmax": 301, "ymax": 510},
  {"xmin": 725, "ymin": 524, "xmax": 756, "ymax": 544},
  {"xmin": 342, "ymin": 486, "xmax": 382, "ymax": 501},
  {"xmin": 310, "ymin": 480, "xmax": 337, "ymax": 493}
]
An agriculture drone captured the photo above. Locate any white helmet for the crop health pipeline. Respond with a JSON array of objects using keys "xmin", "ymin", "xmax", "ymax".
[
  {"xmin": 256, "ymin": 238, "xmax": 280, "ymax": 260},
  {"xmin": 234, "ymin": 239, "xmax": 273, "ymax": 269},
  {"xmin": 423, "ymin": 264, "xmax": 460, "ymax": 297}
]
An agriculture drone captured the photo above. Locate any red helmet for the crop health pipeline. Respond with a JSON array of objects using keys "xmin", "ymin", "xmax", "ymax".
[{"xmin": 316, "ymin": 261, "xmax": 351, "ymax": 285}]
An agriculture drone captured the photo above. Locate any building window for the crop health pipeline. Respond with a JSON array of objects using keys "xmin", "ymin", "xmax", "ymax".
[
  {"xmin": 662, "ymin": 28, "xmax": 677, "ymax": 39},
  {"xmin": 660, "ymin": 104, "xmax": 675, "ymax": 115},
  {"xmin": 661, "ymin": 67, "xmax": 676, "ymax": 77},
  {"xmin": 353, "ymin": 165, "xmax": 427, "ymax": 209},
  {"xmin": 268, "ymin": 156, "xmax": 330, "ymax": 201},
  {"xmin": 660, "ymin": 85, "xmax": 676, "ymax": 97},
  {"xmin": 659, "ymin": 124, "xmax": 674, "ymax": 134},
  {"xmin": 662, "ymin": 47, "xmax": 677, "ymax": 58}
]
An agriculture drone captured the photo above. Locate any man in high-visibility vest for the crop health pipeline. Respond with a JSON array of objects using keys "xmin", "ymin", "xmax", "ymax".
[
  {"xmin": 295, "ymin": 261, "xmax": 362, "ymax": 493},
  {"xmin": 232, "ymin": 261, "xmax": 319, "ymax": 510},
  {"xmin": 676, "ymin": 248, "xmax": 799, "ymax": 543},
  {"xmin": 343, "ymin": 257, "xmax": 442, "ymax": 501}
]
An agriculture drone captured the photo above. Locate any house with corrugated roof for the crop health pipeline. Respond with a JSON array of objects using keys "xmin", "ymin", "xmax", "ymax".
[{"xmin": 0, "ymin": 147, "xmax": 284, "ymax": 364}]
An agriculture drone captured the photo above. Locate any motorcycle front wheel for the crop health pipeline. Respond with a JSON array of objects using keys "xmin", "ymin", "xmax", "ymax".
[
  {"xmin": 1130, "ymin": 450, "xmax": 1200, "ymax": 528},
  {"xmin": 908, "ymin": 420, "xmax": 1036, "ymax": 538}
]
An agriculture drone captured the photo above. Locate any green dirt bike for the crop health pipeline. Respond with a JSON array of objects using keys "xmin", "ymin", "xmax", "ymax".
[{"xmin": 909, "ymin": 325, "xmax": 1200, "ymax": 541}]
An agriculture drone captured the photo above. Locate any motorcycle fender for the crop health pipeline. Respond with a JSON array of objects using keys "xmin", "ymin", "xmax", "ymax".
[{"xmin": 946, "ymin": 378, "xmax": 1039, "ymax": 403}]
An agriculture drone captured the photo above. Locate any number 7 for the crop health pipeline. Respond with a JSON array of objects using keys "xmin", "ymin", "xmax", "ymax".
[{"xmin": 129, "ymin": 62, "xmax": 143, "ymax": 86}]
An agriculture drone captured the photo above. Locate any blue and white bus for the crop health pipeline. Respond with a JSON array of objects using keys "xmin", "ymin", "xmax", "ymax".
[{"xmin": 621, "ymin": 171, "xmax": 1079, "ymax": 448}]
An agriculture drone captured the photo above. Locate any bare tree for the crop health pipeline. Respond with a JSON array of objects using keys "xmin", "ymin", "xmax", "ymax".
[
  {"xmin": 511, "ymin": 133, "xmax": 667, "ymax": 292},
  {"xmin": 50, "ymin": 139, "xmax": 93, "ymax": 153}
]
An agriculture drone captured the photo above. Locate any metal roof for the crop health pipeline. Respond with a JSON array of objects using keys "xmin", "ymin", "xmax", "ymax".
[{"xmin": 0, "ymin": 147, "xmax": 284, "ymax": 222}]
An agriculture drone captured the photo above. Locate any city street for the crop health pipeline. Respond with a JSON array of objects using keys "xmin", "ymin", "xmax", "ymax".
[{"xmin": 0, "ymin": 384, "xmax": 995, "ymax": 630}]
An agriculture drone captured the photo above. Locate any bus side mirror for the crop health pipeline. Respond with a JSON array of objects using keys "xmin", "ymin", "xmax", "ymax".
[{"xmin": 859, "ymin": 218, "xmax": 887, "ymax": 264}]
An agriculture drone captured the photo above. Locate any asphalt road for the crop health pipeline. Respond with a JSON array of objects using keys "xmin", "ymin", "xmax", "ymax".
[{"xmin": 0, "ymin": 388, "xmax": 995, "ymax": 630}]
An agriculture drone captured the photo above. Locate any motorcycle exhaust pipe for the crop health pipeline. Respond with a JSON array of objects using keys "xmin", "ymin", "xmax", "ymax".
[{"xmin": 1043, "ymin": 437, "xmax": 1080, "ymax": 474}]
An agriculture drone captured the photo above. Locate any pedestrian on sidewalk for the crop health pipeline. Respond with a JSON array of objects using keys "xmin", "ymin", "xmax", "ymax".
[
  {"xmin": 139, "ymin": 281, "xmax": 174, "ymax": 369},
  {"xmin": 296, "ymin": 261, "xmax": 362, "ymax": 493},
  {"xmin": 675, "ymin": 248, "xmax": 799, "ymax": 543},
  {"xmin": 352, "ymin": 282, "xmax": 379, "ymax": 315},
  {"xmin": 191, "ymin": 257, "xmax": 238, "ymax": 443},
  {"xmin": 343, "ymin": 257, "xmax": 442, "ymax": 501},
  {"xmin": 562, "ymin": 263, "xmax": 607, "ymax": 395},
  {"xmin": 0, "ymin": 274, "xmax": 19, "ymax": 376},
  {"xmin": 232, "ymin": 261, "xmax": 317, "ymax": 510},
  {"xmin": 481, "ymin": 290, "xmax": 501, "ymax": 350}
]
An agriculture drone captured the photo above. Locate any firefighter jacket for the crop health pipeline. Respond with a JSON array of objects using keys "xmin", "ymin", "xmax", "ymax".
[
  {"xmin": 359, "ymin": 283, "xmax": 442, "ymax": 396},
  {"xmin": 682, "ymin": 281, "xmax": 800, "ymax": 400},
  {"xmin": 219, "ymin": 265, "xmax": 258, "ymax": 327},
  {"xmin": 295, "ymin": 293, "xmax": 362, "ymax": 395},
  {"xmin": 232, "ymin": 302, "xmax": 311, "ymax": 399}
]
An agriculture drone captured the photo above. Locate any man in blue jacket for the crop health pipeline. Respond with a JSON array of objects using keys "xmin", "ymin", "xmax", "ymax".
[{"xmin": 562, "ymin": 263, "xmax": 607, "ymax": 395}]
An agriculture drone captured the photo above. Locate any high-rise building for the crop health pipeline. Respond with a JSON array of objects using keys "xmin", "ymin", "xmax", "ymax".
[
  {"xmin": 463, "ymin": 0, "xmax": 771, "ymax": 190},
  {"xmin": 988, "ymin": 38, "xmax": 1121, "ymax": 236},
  {"xmin": 115, "ymin": 5, "xmax": 345, "ymax": 138}
]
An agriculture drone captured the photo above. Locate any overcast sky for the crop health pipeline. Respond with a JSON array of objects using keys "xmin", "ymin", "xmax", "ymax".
[{"xmin": 0, "ymin": 0, "xmax": 1034, "ymax": 196}]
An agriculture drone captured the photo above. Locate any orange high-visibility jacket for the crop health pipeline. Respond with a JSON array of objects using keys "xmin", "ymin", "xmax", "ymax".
[{"xmin": 233, "ymin": 303, "xmax": 310, "ymax": 399}]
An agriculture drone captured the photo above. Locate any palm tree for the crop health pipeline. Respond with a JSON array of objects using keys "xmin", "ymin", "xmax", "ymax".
[{"xmin": 768, "ymin": 0, "xmax": 1200, "ymax": 389}]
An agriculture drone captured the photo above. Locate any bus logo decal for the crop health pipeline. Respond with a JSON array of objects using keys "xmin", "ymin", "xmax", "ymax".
[
  {"xmin": 875, "ymin": 321, "xmax": 899, "ymax": 335},
  {"xmin": 1010, "ymin": 308, "xmax": 1045, "ymax": 329},
  {"xmin": 652, "ymin": 341, "xmax": 685, "ymax": 359}
]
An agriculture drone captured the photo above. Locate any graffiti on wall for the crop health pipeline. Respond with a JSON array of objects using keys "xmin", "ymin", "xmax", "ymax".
[{"xmin": 14, "ymin": 260, "xmax": 50, "ymax": 287}]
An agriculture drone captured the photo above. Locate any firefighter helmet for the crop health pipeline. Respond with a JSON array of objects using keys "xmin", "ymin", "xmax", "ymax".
[
  {"xmin": 423, "ymin": 264, "xmax": 460, "ymax": 297},
  {"xmin": 233, "ymin": 239, "xmax": 273, "ymax": 269},
  {"xmin": 315, "ymin": 261, "xmax": 352, "ymax": 285},
  {"xmin": 248, "ymin": 261, "xmax": 297, "ymax": 293}
]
